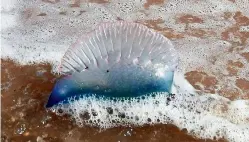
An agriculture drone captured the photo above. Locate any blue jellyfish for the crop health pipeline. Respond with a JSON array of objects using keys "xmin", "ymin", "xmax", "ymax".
[{"xmin": 46, "ymin": 22, "xmax": 178, "ymax": 108}]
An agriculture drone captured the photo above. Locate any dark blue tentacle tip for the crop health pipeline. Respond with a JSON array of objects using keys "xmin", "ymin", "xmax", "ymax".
[
  {"xmin": 46, "ymin": 92, "xmax": 58, "ymax": 108},
  {"xmin": 46, "ymin": 76, "xmax": 78, "ymax": 108},
  {"xmin": 46, "ymin": 100, "xmax": 53, "ymax": 108},
  {"xmin": 46, "ymin": 95, "xmax": 54, "ymax": 108}
]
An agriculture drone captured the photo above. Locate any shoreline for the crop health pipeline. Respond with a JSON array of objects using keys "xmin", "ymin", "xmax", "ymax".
[
  {"xmin": 1, "ymin": 0, "xmax": 249, "ymax": 141},
  {"xmin": 1, "ymin": 59, "xmax": 227, "ymax": 142}
]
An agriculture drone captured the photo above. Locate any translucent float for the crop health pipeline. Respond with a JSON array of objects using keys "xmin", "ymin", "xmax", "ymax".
[{"xmin": 46, "ymin": 22, "xmax": 178, "ymax": 108}]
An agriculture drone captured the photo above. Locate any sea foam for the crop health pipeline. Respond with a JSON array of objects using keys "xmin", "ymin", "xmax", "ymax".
[
  {"xmin": 50, "ymin": 72, "xmax": 249, "ymax": 142},
  {"xmin": 1, "ymin": 0, "xmax": 249, "ymax": 142}
]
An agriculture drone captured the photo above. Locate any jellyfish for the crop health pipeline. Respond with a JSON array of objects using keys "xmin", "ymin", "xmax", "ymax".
[{"xmin": 46, "ymin": 22, "xmax": 178, "ymax": 108}]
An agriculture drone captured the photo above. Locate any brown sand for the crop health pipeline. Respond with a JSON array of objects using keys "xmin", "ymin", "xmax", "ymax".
[
  {"xmin": 1, "ymin": 60, "xmax": 227, "ymax": 142},
  {"xmin": 2, "ymin": 0, "xmax": 249, "ymax": 141}
]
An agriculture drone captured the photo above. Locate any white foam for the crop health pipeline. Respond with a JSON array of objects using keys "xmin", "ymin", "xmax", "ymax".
[
  {"xmin": 1, "ymin": 0, "xmax": 248, "ymax": 71},
  {"xmin": 1, "ymin": 0, "xmax": 249, "ymax": 141},
  {"xmin": 1, "ymin": 0, "xmax": 17, "ymax": 12},
  {"xmin": 52, "ymin": 72, "xmax": 249, "ymax": 142},
  {"xmin": 1, "ymin": 13, "xmax": 17, "ymax": 31},
  {"xmin": 240, "ymin": 26, "xmax": 249, "ymax": 32},
  {"xmin": 1, "ymin": 0, "xmax": 116, "ymax": 70}
]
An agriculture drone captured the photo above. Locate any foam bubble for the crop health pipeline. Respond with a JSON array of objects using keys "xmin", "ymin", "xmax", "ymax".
[
  {"xmin": 1, "ymin": 0, "xmax": 17, "ymax": 12},
  {"xmin": 50, "ymin": 72, "xmax": 249, "ymax": 142},
  {"xmin": 240, "ymin": 26, "xmax": 249, "ymax": 32},
  {"xmin": 1, "ymin": 0, "xmax": 249, "ymax": 141},
  {"xmin": 1, "ymin": 0, "xmax": 248, "ymax": 73}
]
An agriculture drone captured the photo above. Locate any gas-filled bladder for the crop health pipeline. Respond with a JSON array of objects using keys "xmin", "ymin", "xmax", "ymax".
[{"xmin": 46, "ymin": 22, "xmax": 179, "ymax": 108}]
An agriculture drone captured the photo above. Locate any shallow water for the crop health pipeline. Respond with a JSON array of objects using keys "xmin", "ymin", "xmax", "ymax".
[{"xmin": 1, "ymin": 0, "xmax": 249, "ymax": 141}]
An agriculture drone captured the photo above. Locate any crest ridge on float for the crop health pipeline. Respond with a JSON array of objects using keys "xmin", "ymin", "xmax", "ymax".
[{"xmin": 46, "ymin": 22, "xmax": 179, "ymax": 108}]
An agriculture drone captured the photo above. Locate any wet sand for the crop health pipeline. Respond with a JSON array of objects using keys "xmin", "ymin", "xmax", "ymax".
[
  {"xmin": 1, "ymin": 59, "xmax": 227, "ymax": 142},
  {"xmin": 1, "ymin": 0, "xmax": 249, "ymax": 141},
  {"xmin": 2, "ymin": 11, "xmax": 249, "ymax": 142}
]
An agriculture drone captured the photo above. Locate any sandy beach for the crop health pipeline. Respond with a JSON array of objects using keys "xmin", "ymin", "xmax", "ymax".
[
  {"xmin": 1, "ymin": 60, "xmax": 227, "ymax": 142},
  {"xmin": 1, "ymin": 0, "xmax": 249, "ymax": 141}
]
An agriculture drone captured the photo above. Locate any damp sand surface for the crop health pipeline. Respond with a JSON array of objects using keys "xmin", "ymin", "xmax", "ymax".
[
  {"xmin": 1, "ymin": 0, "xmax": 249, "ymax": 141},
  {"xmin": 1, "ymin": 60, "xmax": 227, "ymax": 142}
]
